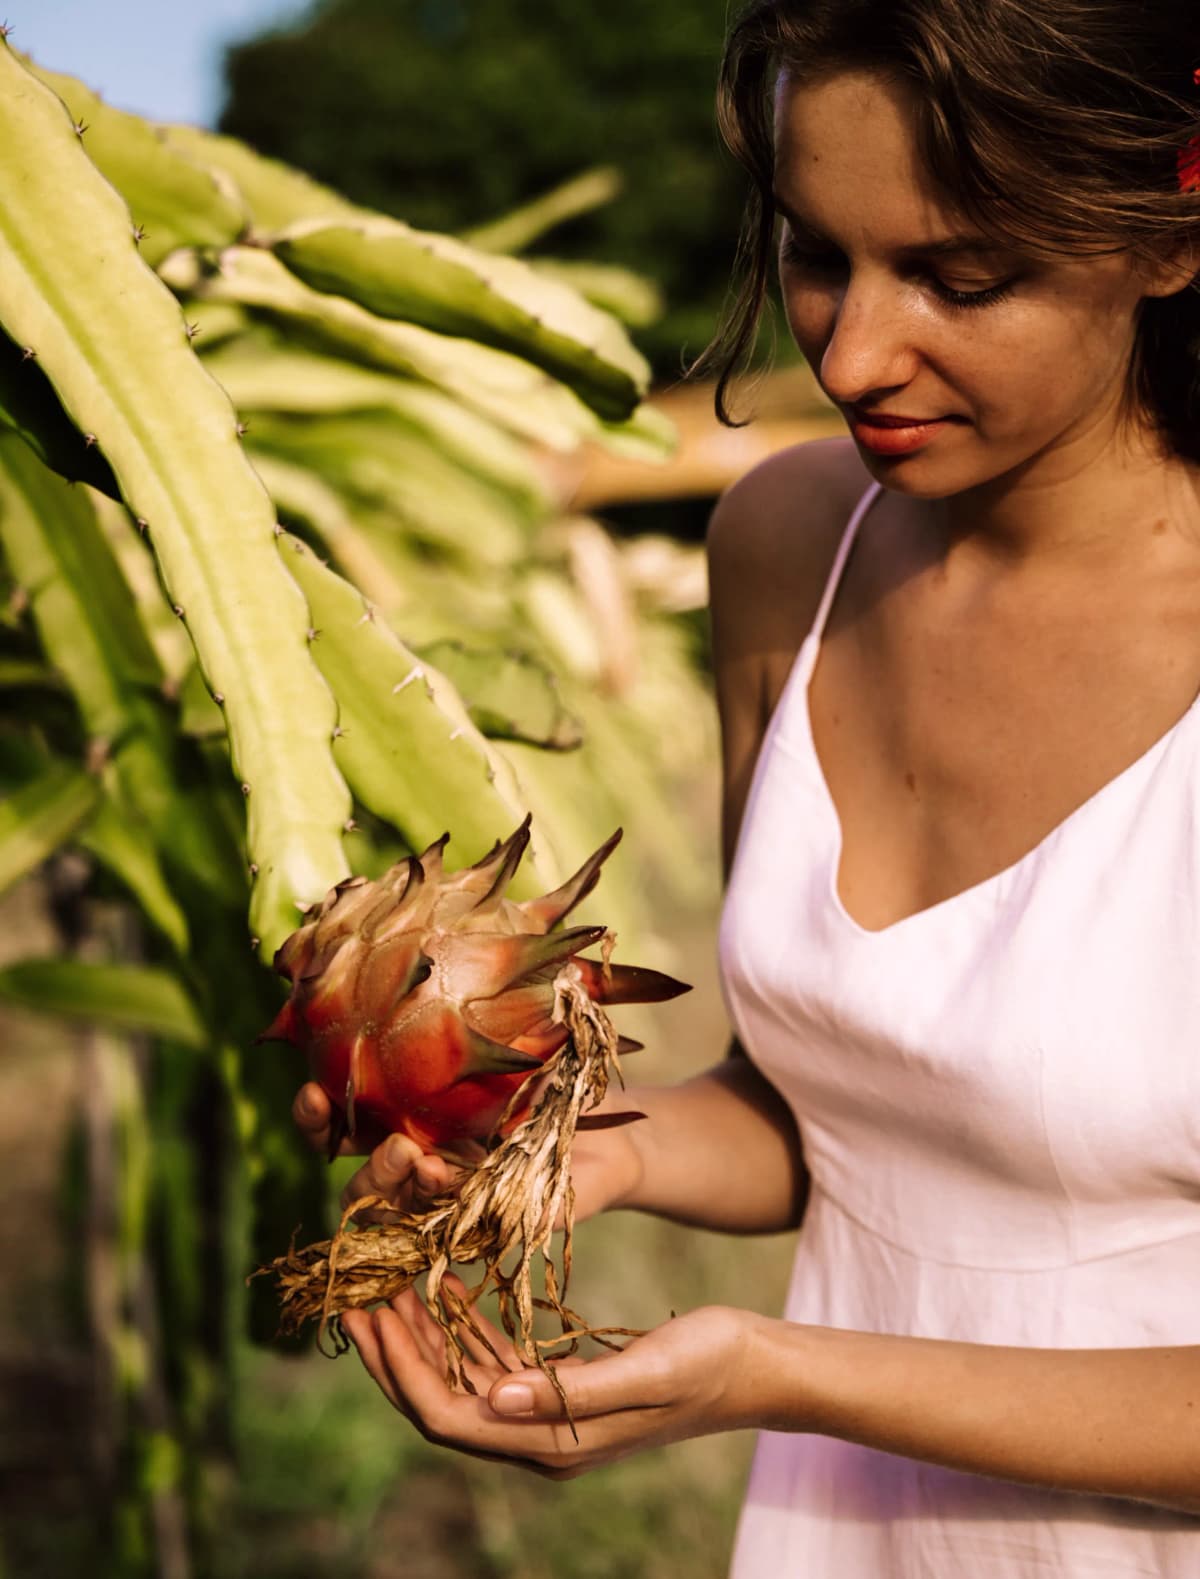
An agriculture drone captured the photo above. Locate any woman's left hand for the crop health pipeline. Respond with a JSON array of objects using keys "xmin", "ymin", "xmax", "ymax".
[{"xmin": 342, "ymin": 1280, "xmax": 757, "ymax": 1479}]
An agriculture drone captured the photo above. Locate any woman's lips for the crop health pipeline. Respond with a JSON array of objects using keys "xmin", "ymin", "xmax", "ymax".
[{"xmin": 848, "ymin": 412, "xmax": 958, "ymax": 456}]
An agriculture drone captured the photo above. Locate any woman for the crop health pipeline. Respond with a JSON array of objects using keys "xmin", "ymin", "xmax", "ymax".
[{"xmin": 294, "ymin": 0, "xmax": 1200, "ymax": 1570}]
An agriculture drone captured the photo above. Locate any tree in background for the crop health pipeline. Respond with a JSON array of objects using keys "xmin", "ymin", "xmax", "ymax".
[{"xmin": 220, "ymin": 0, "xmax": 746, "ymax": 375}]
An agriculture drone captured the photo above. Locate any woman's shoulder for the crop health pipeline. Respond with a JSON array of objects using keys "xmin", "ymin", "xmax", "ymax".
[
  {"xmin": 706, "ymin": 434, "xmax": 871, "ymax": 671},
  {"xmin": 707, "ymin": 435, "xmax": 873, "ymax": 874}
]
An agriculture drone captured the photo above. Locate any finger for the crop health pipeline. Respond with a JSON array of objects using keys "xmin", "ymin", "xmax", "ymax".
[
  {"xmin": 339, "ymin": 1133, "xmax": 424, "ymax": 1216},
  {"xmin": 291, "ymin": 1082, "xmax": 332, "ymax": 1153},
  {"xmin": 343, "ymin": 1308, "xmax": 410, "ymax": 1417},
  {"xmin": 488, "ymin": 1342, "xmax": 663, "ymax": 1423}
]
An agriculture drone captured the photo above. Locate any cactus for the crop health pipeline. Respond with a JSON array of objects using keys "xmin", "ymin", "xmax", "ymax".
[
  {"xmin": 26, "ymin": 59, "xmax": 247, "ymax": 267},
  {"xmin": 0, "ymin": 44, "xmax": 351, "ymax": 955},
  {"xmin": 272, "ymin": 216, "xmax": 649, "ymax": 421},
  {"xmin": 245, "ymin": 411, "xmax": 533, "ymax": 565},
  {"xmin": 0, "ymin": 322, "xmax": 119, "ymax": 494},
  {"xmin": 160, "ymin": 119, "xmax": 364, "ymax": 237},
  {"xmin": 192, "ymin": 245, "xmax": 622, "ymax": 450},
  {"xmin": 278, "ymin": 532, "xmax": 559, "ymax": 895},
  {"xmin": 201, "ymin": 336, "xmax": 553, "ymax": 513}
]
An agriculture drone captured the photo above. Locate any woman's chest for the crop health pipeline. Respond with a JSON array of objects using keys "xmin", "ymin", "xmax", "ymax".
[{"xmin": 810, "ymin": 575, "xmax": 1200, "ymax": 933}]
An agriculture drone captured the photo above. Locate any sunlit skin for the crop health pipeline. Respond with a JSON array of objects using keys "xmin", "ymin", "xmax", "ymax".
[{"xmin": 292, "ymin": 70, "xmax": 1200, "ymax": 1500}]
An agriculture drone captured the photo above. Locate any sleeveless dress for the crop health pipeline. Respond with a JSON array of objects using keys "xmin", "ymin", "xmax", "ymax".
[{"xmin": 718, "ymin": 481, "xmax": 1200, "ymax": 1577}]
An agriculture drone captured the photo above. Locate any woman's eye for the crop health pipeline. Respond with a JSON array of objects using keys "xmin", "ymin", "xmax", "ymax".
[{"xmin": 931, "ymin": 275, "xmax": 1017, "ymax": 310}]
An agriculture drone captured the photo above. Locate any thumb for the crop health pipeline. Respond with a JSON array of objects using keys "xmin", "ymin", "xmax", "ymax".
[{"xmin": 488, "ymin": 1347, "xmax": 658, "ymax": 1422}]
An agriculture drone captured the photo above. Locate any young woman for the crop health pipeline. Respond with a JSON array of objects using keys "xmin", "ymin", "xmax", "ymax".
[{"xmin": 294, "ymin": 1, "xmax": 1200, "ymax": 1570}]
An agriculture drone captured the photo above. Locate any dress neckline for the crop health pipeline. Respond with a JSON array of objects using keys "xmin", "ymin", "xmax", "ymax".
[{"xmin": 789, "ymin": 485, "xmax": 1200, "ymax": 940}]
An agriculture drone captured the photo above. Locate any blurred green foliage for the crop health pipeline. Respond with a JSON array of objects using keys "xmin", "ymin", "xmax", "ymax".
[{"xmin": 220, "ymin": 0, "xmax": 745, "ymax": 375}]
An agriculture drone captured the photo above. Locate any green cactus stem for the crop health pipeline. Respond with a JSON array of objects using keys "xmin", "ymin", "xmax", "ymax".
[
  {"xmin": 272, "ymin": 216, "xmax": 649, "ymax": 422},
  {"xmin": 0, "ymin": 46, "xmax": 352, "ymax": 955},
  {"xmin": 278, "ymin": 532, "xmax": 560, "ymax": 896}
]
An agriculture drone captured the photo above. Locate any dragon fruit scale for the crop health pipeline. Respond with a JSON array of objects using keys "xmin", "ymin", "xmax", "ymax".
[{"xmin": 258, "ymin": 816, "xmax": 689, "ymax": 1160}]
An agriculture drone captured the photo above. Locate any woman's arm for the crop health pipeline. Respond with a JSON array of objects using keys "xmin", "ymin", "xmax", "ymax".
[
  {"xmin": 345, "ymin": 1287, "xmax": 1200, "ymax": 1512},
  {"xmin": 742, "ymin": 1318, "xmax": 1200, "ymax": 1515},
  {"xmin": 595, "ymin": 1049, "xmax": 809, "ymax": 1234}
]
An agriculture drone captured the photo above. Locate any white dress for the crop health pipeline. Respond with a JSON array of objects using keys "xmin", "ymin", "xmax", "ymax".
[{"xmin": 718, "ymin": 481, "xmax": 1200, "ymax": 1576}]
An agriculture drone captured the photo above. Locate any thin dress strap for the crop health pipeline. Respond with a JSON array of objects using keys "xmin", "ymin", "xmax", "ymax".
[{"xmin": 810, "ymin": 481, "xmax": 884, "ymax": 643}]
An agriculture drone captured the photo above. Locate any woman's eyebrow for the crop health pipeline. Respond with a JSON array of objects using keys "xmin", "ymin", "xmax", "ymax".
[{"xmin": 772, "ymin": 195, "xmax": 1005, "ymax": 259}]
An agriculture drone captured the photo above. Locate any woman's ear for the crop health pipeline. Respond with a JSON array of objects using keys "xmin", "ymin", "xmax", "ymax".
[{"xmin": 1137, "ymin": 238, "xmax": 1200, "ymax": 300}]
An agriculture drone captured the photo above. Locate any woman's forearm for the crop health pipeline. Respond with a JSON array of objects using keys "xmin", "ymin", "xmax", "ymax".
[
  {"xmin": 617, "ymin": 1049, "xmax": 809, "ymax": 1234},
  {"xmin": 745, "ymin": 1318, "xmax": 1200, "ymax": 1515}
]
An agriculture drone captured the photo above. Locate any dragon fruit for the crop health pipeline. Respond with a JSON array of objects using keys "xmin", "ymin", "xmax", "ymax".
[{"xmin": 258, "ymin": 816, "xmax": 688, "ymax": 1160}]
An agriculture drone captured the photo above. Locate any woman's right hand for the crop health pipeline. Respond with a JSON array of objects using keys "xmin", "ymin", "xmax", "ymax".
[
  {"xmin": 292, "ymin": 1082, "xmax": 461, "ymax": 1223},
  {"xmin": 292, "ymin": 1080, "xmax": 647, "ymax": 1228}
]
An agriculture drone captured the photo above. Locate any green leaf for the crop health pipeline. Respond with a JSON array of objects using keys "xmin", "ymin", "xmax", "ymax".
[
  {"xmin": 0, "ymin": 957, "xmax": 206, "ymax": 1046},
  {"xmin": 0, "ymin": 758, "xmax": 99, "ymax": 895},
  {"xmin": 77, "ymin": 791, "xmax": 190, "ymax": 953}
]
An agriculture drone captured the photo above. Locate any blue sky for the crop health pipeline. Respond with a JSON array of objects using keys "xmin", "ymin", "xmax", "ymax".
[{"xmin": 8, "ymin": 0, "xmax": 308, "ymax": 127}]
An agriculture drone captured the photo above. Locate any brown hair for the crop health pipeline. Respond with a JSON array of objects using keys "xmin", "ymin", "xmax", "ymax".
[{"xmin": 697, "ymin": 0, "xmax": 1200, "ymax": 458}]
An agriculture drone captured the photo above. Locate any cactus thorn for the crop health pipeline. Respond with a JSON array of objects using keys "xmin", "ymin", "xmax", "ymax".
[
  {"xmin": 0, "ymin": 22, "xmax": 12, "ymax": 41},
  {"xmin": 235, "ymin": 420, "xmax": 249, "ymax": 437},
  {"xmin": 136, "ymin": 517, "xmax": 149, "ymax": 534},
  {"xmin": 241, "ymin": 783, "xmax": 251, "ymax": 796},
  {"xmin": 132, "ymin": 223, "xmax": 146, "ymax": 245},
  {"xmin": 249, "ymin": 862, "xmax": 259, "ymax": 876},
  {"xmin": 73, "ymin": 118, "xmax": 88, "ymax": 138},
  {"xmin": 172, "ymin": 603, "xmax": 185, "ymax": 619},
  {"xmin": 249, "ymin": 936, "xmax": 260, "ymax": 952},
  {"xmin": 83, "ymin": 433, "xmax": 97, "ymax": 448},
  {"xmin": 184, "ymin": 321, "xmax": 200, "ymax": 341},
  {"xmin": 305, "ymin": 627, "xmax": 320, "ymax": 643},
  {"xmin": 343, "ymin": 818, "xmax": 358, "ymax": 833},
  {"xmin": 20, "ymin": 347, "xmax": 35, "ymax": 362},
  {"xmin": 449, "ymin": 726, "xmax": 463, "ymax": 742},
  {"xmin": 392, "ymin": 666, "xmax": 425, "ymax": 694},
  {"xmin": 485, "ymin": 765, "xmax": 496, "ymax": 783},
  {"xmin": 273, "ymin": 522, "xmax": 284, "ymax": 537},
  {"xmin": 213, "ymin": 692, "xmax": 225, "ymax": 705},
  {"xmin": 331, "ymin": 725, "xmax": 346, "ymax": 740}
]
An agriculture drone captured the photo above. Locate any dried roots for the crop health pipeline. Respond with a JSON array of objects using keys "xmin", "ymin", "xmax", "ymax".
[{"xmin": 258, "ymin": 960, "xmax": 645, "ymax": 1428}]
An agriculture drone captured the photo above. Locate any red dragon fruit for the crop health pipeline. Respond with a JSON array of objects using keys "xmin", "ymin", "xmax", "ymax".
[{"xmin": 258, "ymin": 816, "xmax": 688, "ymax": 1160}]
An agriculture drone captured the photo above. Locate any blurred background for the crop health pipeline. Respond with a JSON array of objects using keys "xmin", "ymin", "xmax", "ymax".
[{"xmin": 1, "ymin": 3, "xmax": 842, "ymax": 1575}]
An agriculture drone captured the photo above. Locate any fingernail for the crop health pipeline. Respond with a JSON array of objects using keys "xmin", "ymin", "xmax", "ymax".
[
  {"xmin": 386, "ymin": 1136, "xmax": 410, "ymax": 1170},
  {"xmin": 415, "ymin": 1163, "xmax": 437, "ymax": 1192},
  {"xmin": 302, "ymin": 1091, "xmax": 321, "ymax": 1117},
  {"xmin": 492, "ymin": 1383, "xmax": 536, "ymax": 1415}
]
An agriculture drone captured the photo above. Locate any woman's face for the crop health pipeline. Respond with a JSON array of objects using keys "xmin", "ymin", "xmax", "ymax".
[{"xmin": 774, "ymin": 70, "xmax": 1169, "ymax": 498}]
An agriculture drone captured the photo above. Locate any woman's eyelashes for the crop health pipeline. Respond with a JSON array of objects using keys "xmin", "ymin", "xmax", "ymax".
[{"xmin": 778, "ymin": 233, "xmax": 1018, "ymax": 312}]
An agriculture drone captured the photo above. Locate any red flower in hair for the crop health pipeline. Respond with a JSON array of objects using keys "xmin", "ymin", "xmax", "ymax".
[{"xmin": 1181, "ymin": 136, "xmax": 1200, "ymax": 194}]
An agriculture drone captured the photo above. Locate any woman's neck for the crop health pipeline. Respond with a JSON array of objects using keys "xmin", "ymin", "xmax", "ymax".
[{"xmin": 937, "ymin": 416, "xmax": 1200, "ymax": 573}]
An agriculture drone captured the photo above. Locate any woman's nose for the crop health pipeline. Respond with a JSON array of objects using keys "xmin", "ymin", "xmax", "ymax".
[{"xmin": 818, "ymin": 276, "xmax": 921, "ymax": 407}]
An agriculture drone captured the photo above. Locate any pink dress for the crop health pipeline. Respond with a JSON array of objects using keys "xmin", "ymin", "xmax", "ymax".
[{"xmin": 718, "ymin": 481, "xmax": 1200, "ymax": 1576}]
